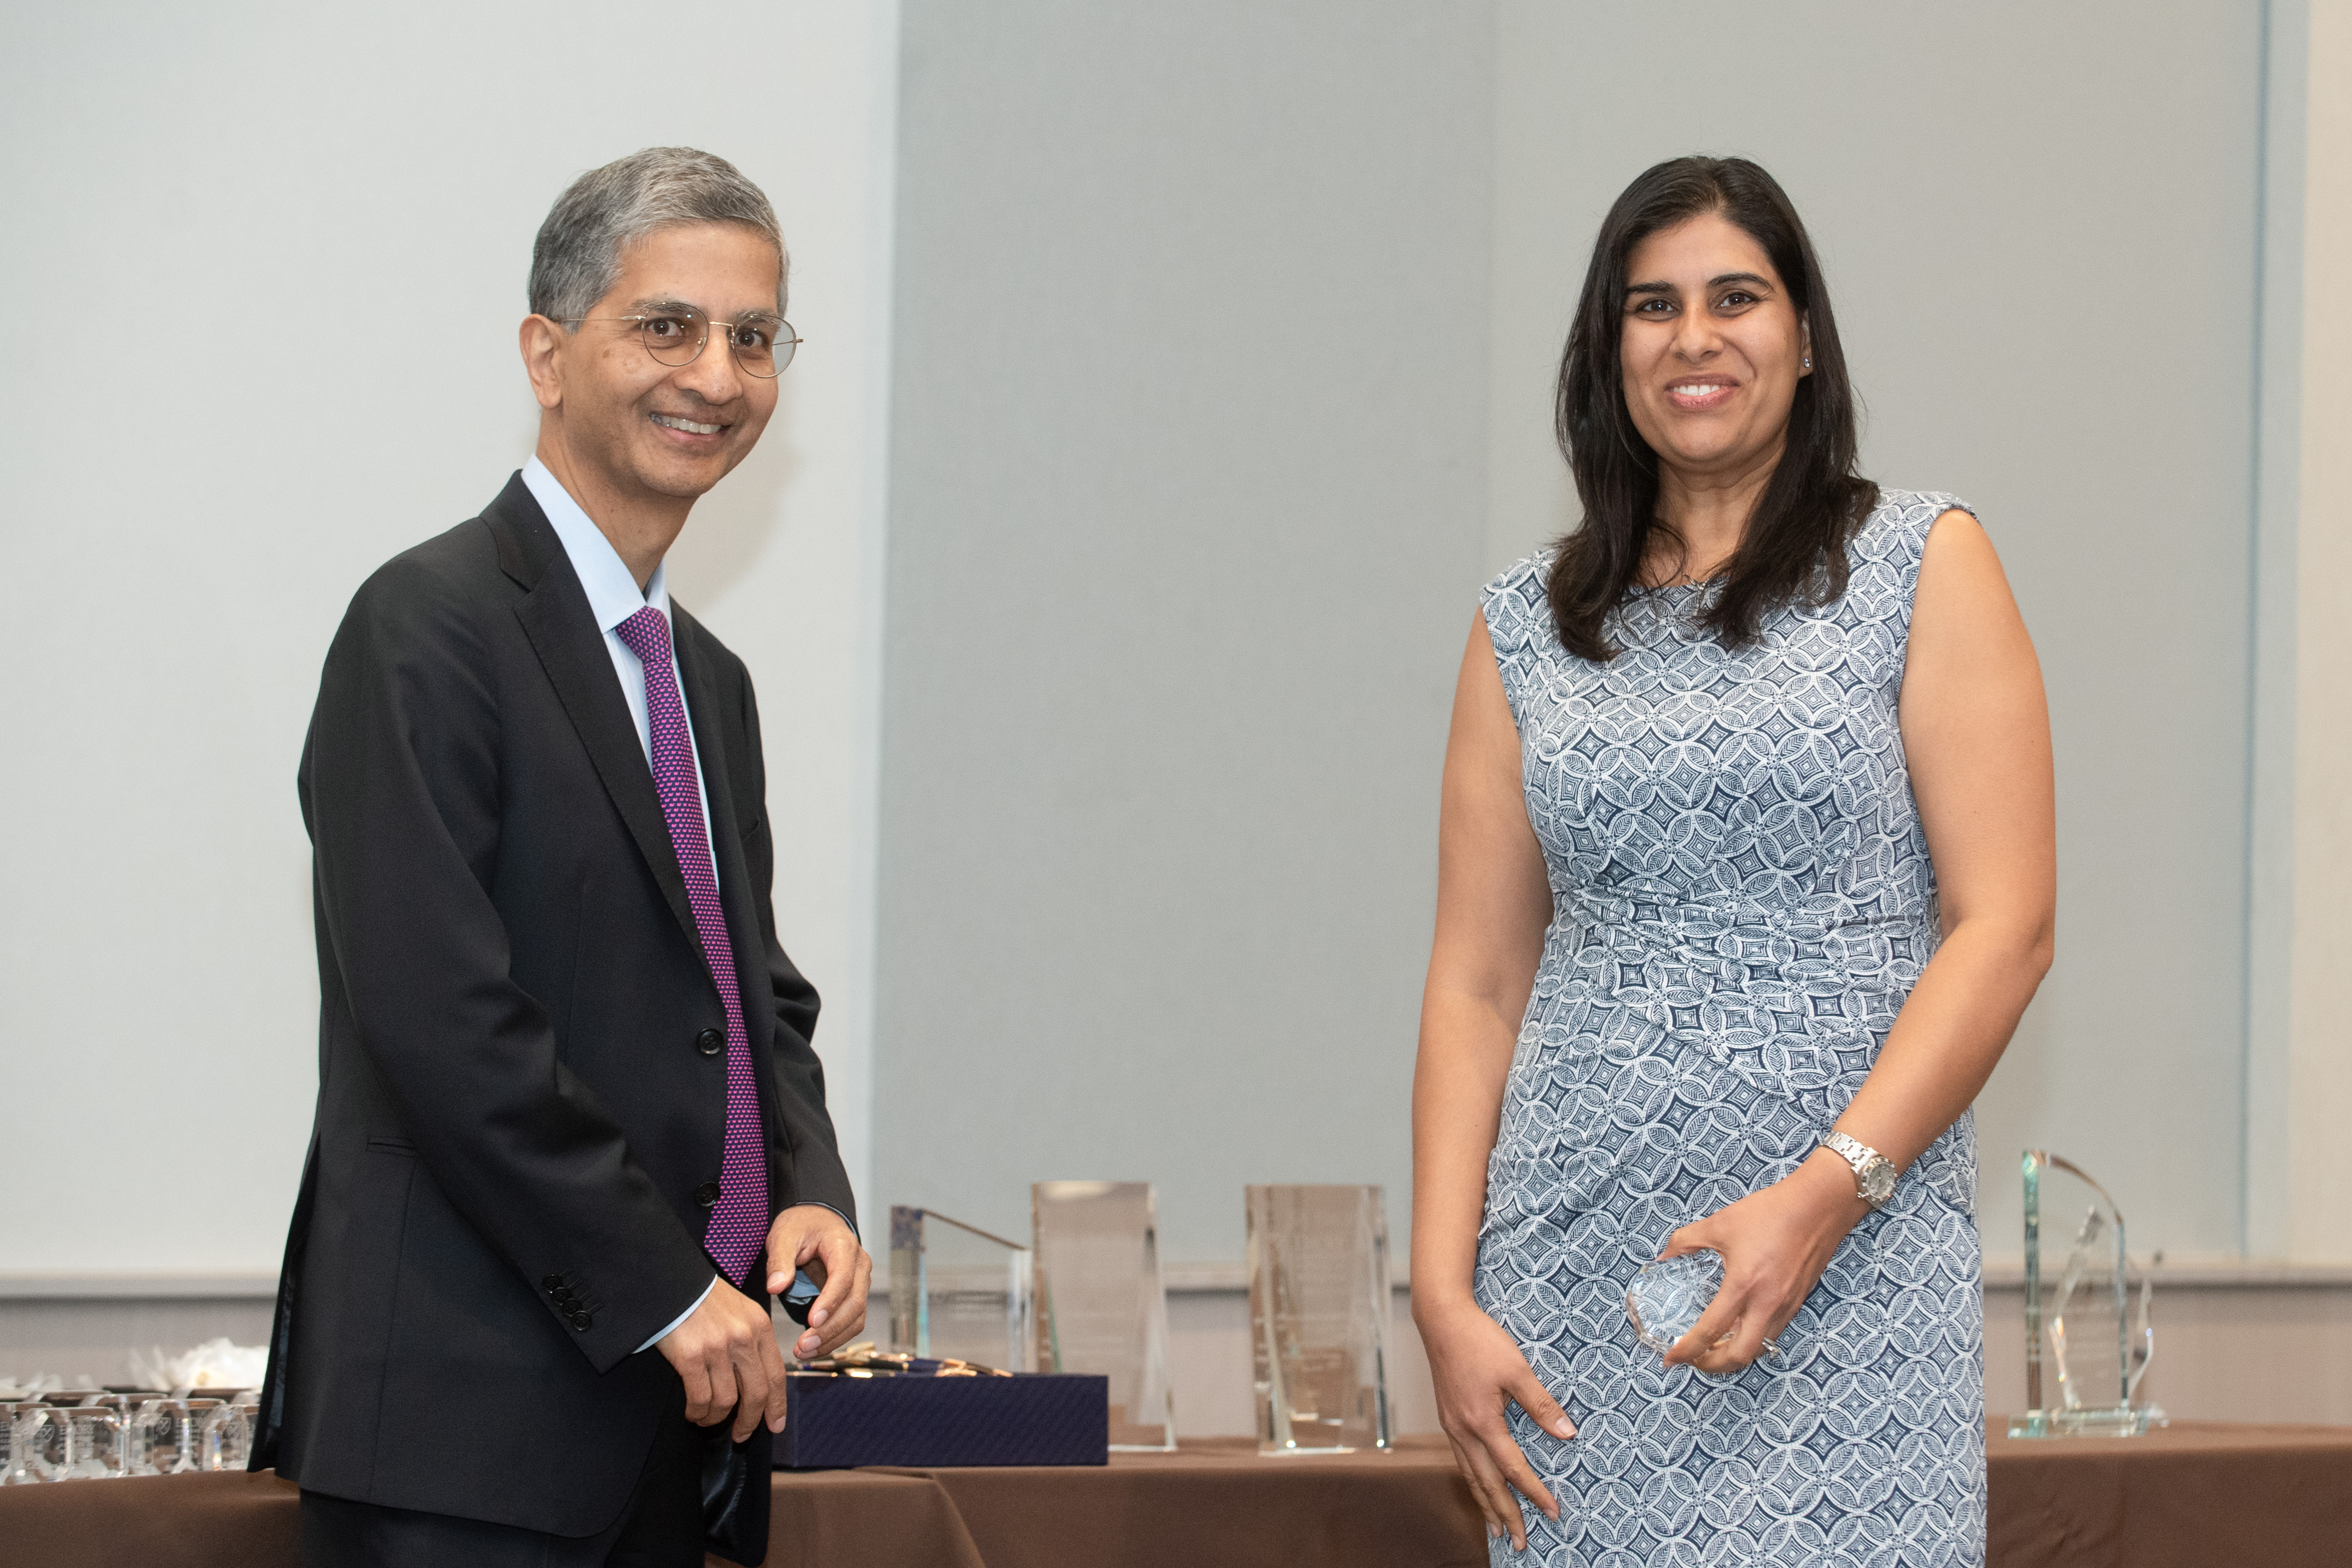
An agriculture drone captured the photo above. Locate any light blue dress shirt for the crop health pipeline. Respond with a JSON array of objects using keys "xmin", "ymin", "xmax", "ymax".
[{"xmin": 524, "ymin": 457, "xmax": 717, "ymax": 858}]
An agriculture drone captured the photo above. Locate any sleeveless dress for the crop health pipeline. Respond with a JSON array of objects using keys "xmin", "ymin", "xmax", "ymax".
[{"xmin": 1475, "ymin": 491, "xmax": 1984, "ymax": 1568}]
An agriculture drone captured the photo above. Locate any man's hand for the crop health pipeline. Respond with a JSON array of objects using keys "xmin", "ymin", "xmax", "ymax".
[
  {"xmin": 656, "ymin": 1277, "xmax": 791, "ymax": 1440},
  {"xmin": 765, "ymin": 1205, "xmax": 871, "ymax": 1361}
]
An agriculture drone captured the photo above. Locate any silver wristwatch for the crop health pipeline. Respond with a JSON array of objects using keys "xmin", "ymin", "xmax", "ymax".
[{"xmin": 1822, "ymin": 1130, "xmax": 1898, "ymax": 1209}]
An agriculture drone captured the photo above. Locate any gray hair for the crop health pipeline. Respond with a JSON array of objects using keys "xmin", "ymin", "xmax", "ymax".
[{"xmin": 529, "ymin": 147, "xmax": 787, "ymax": 325}]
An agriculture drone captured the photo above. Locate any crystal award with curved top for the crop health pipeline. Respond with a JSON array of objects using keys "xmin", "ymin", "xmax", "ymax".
[{"xmin": 2008, "ymin": 1150, "xmax": 2164, "ymax": 1438}]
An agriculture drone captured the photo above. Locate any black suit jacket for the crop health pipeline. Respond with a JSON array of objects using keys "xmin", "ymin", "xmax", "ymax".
[{"xmin": 253, "ymin": 474, "xmax": 852, "ymax": 1548}]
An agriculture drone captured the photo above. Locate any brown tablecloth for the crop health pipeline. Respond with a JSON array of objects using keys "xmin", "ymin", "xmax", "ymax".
[
  {"xmin": 5, "ymin": 1422, "xmax": 2349, "ymax": 1567},
  {"xmin": 876, "ymin": 1437, "xmax": 1485, "ymax": 1568},
  {"xmin": 1984, "ymin": 1418, "xmax": 2352, "ymax": 1568}
]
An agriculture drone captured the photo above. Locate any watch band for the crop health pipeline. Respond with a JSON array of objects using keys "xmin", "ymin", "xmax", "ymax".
[{"xmin": 1822, "ymin": 1130, "xmax": 1899, "ymax": 1209}]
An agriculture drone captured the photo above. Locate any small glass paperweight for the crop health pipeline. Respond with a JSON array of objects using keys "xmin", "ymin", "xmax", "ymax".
[
  {"xmin": 1626, "ymin": 1251, "xmax": 1723, "ymax": 1356},
  {"xmin": 1245, "ymin": 1184, "xmax": 1392, "ymax": 1454},
  {"xmin": 2, "ymin": 1404, "xmax": 50, "ymax": 1484},
  {"xmin": 2008, "ymin": 1149, "xmax": 2165, "ymax": 1438},
  {"xmin": 126, "ymin": 1398, "xmax": 223, "ymax": 1475},
  {"xmin": 30, "ymin": 1404, "xmax": 128, "ymax": 1481},
  {"xmin": 887, "ymin": 1205, "xmax": 1035, "ymax": 1373},
  {"xmin": 200, "ymin": 1399, "xmax": 257, "ymax": 1472},
  {"xmin": 1032, "ymin": 1181, "xmax": 1176, "ymax": 1449}
]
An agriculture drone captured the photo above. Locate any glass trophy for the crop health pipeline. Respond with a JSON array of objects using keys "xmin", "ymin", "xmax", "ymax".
[
  {"xmin": 1245, "ymin": 1184, "xmax": 1393, "ymax": 1454},
  {"xmin": 1, "ymin": 1405, "xmax": 50, "ymax": 1484},
  {"xmin": 1032, "ymin": 1181, "xmax": 1176, "ymax": 1450},
  {"xmin": 23, "ymin": 1404, "xmax": 128, "ymax": 1480},
  {"xmin": 2008, "ymin": 1150, "xmax": 2164, "ymax": 1437},
  {"xmin": 1626, "ymin": 1251, "xmax": 1724, "ymax": 1356},
  {"xmin": 200, "ymin": 1399, "xmax": 258, "ymax": 1471},
  {"xmin": 887, "ymin": 1206, "xmax": 1035, "ymax": 1373},
  {"xmin": 126, "ymin": 1398, "xmax": 223, "ymax": 1475}
]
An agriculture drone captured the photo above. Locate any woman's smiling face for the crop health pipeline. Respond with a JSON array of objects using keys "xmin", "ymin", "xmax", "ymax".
[{"xmin": 1618, "ymin": 210, "xmax": 1810, "ymax": 482}]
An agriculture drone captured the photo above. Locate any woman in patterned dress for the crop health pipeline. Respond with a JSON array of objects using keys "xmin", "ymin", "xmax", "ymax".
[{"xmin": 1410, "ymin": 157, "xmax": 2054, "ymax": 1565}]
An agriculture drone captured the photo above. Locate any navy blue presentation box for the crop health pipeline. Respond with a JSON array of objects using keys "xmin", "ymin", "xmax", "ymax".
[{"xmin": 775, "ymin": 1371, "xmax": 1110, "ymax": 1469}]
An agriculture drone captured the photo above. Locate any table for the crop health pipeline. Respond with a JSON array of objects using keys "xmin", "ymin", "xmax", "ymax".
[
  {"xmin": 4, "ymin": 1424, "xmax": 2348, "ymax": 1567},
  {"xmin": 1984, "ymin": 1418, "xmax": 2352, "ymax": 1568}
]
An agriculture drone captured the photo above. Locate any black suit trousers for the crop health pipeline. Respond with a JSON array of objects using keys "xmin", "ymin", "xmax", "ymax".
[{"xmin": 299, "ymin": 1413, "xmax": 704, "ymax": 1568}]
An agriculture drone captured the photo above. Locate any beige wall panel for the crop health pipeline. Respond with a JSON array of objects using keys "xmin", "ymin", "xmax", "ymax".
[{"xmin": 2287, "ymin": 0, "xmax": 2352, "ymax": 1262}]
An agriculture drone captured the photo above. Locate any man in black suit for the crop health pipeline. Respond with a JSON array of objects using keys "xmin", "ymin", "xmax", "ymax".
[{"xmin": 254, "ymin": 147, "xmax": 871, "ymax": 1568}]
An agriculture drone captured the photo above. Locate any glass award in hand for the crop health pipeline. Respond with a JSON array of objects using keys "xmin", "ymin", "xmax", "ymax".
[{"xmin": 1626, "ymin": 1251, "xmax": 1725, "ymax": 1357}]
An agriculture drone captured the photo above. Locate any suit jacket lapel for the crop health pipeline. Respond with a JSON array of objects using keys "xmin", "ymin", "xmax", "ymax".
[{"xmin": 485, "ymin": 475, "xmax": 710, "ymax": 974}]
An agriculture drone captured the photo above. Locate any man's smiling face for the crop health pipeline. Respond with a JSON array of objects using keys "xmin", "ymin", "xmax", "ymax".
[{"xmin": 537, "ymin": 221, "xmax": 783, "ymax": 506}]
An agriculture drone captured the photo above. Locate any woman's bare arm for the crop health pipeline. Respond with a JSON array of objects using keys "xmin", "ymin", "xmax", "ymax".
[
  {"xmin": 1837, "ymin": 508, "xmax": 2056, "ymax": 1161},
  {"xmin": 1410, "ymin": 611, "xmax": 1570, "ymax": 1550}
]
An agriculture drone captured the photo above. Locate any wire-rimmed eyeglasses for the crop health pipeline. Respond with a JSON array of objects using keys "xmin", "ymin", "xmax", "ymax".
[{"xmin": 556, "ymin": 305, "xmax": 800, "ymax": 378}]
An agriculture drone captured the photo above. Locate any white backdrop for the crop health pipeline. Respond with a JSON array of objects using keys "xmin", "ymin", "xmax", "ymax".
[
  {"xmin": 0, "ymin": 0, "xmax": 2311, "ymax": 1280},
  {"xmin": 0, "ymin": 0, "xmax": 896, "ymax": 1271}
]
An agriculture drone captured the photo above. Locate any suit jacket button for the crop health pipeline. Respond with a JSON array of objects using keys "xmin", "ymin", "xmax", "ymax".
[
  {"xmin": 553, "ymin": 1288, "xmax": 578, "ymax": 1307},
  {"xmin": 569, "ymin": 1310, "xmax": 593, "ymax": 1331},
  {"xmin": 696, "ymin": 1029, "xmax": 724, "ymax": 1057},
  {"xmin": 694, "ymin": 1181, "xmax": 721, "ymax": 1206},
  {"xmin": 543, "ymin": 1275, "xmax": 564, "ymax": 1293}
]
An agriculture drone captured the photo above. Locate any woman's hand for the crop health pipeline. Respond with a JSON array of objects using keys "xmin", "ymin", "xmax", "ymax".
[
  {"xmin": 1416, "ymin": 1295, "xmax": 1576, "ymax": 1553},
  {"xmin": 1659, "ymin": 1148, "xmax": 1872, "ymax": 1375}
]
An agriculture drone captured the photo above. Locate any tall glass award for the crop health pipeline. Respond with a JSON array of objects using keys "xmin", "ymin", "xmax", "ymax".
[
  {"xmin": 1032, "ymin": 1181, "xmax": 1176, "ymax": 1450},
  {"xmin": 887, "ymin": 1206, "xmax": 1035, "ymax": 1373},
  {"xmin": 2008, "ymin": 1150, "xmax": 2164, "ymax": 1437},
  {"xmin": 1245, "ymin": 1184, "xmax": 1392, "ymax": 1454}
]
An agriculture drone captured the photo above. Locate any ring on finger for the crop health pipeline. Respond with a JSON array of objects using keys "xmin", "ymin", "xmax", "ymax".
[{"xmin": 1759, "ymin": 1336, "xmax": 1782, "ymax": 1358}]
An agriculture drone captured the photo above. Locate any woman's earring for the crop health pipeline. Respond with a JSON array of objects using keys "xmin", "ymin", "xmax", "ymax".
[{"xmin": 1803, "ymin": 355, "xmax": 1813, "ymax": 371}]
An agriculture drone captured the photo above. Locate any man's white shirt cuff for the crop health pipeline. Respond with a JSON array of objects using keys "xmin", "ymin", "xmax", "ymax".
[{"xmin": 638, "ymin": 1276, "xmax": 718, "ymax": 1353}]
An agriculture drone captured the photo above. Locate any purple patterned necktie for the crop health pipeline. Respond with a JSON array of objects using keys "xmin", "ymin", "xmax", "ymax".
[{"xmin": 613, "ymin": 606, "xmax": 768, "ymax": 1286}]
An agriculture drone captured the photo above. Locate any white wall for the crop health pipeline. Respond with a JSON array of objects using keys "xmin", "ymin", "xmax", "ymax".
[
  {"xmin": 0, "ymin": 0, "xmax": 896, "ymax": 1271},
  {"xmin": 1486, "ymin": 0, "xmax": 2268, "ymax": 1260},
  {"xmin": 871, "ymin": 0, "xmax": 1497, "ymax": 1266},
  {"xmin": 0, "ymin": 0, "xmax": 2322, "ymax": 1296},
  {"xmin": 870, "ymin": 0, "xmax": 2282, "ymax": 1272}
]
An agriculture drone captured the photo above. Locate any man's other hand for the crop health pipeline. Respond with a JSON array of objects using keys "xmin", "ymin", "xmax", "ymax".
[
  {"xmin": 656, "ymin": 1278, "xmax": 790, "ymax": 1439},
  {"xmin": 765, "ymin": 1205, "xmax": 872, "ymax": 1361}
]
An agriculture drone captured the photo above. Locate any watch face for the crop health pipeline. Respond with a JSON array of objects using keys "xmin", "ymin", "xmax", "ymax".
[{"xmin": 1860, "ymin": 1161, "xmax": 1897, "ymax": 1204}]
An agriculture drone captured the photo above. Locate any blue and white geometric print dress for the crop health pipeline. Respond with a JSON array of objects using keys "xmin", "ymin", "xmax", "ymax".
[{"xmin": 1474, "ymin": 491, "xmax": 1985, "ymax": 1567}]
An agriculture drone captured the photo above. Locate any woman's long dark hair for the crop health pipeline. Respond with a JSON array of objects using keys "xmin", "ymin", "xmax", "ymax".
[{"xmin": 1547, "ymin": 156, "xmax": 1877, "ymax": 660}]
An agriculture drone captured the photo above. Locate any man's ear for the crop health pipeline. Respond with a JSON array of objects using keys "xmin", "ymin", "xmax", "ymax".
[{"xmin": 520, "ymin": 315, "xmax": 567, "ymax": 411}]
